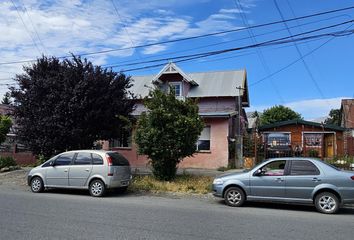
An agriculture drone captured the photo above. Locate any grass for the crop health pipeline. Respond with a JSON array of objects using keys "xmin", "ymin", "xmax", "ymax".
[{"xmin": 130, "ymin": 175, "xmax": 214, "ymax": 194}]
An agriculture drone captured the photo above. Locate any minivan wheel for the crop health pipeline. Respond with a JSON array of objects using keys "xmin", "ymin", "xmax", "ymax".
[
  {"xmin": 314, "ymin": 192, "xmax": 339, "ymax": 214},
  {"xmin": 31, "ymin": 177, "xmax": 44, "ymax": 193},
  {"xmin": 89, "ymin": 179, "xmax": 106, "ymax": 197},
  {"xmin": 224, "ymin": 187, "xmax": 245, "ymax": 207}
]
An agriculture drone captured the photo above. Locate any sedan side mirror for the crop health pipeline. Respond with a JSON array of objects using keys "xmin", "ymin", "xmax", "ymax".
[
  {"xmin": 49, "ymin": 161, "xmax": 55, "ymax": 167},
  {"xmin": 254, "ymin": 169, "xmax": 265, "ymax": 176}
]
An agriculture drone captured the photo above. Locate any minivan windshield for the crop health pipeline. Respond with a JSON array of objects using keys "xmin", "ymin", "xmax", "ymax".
[{"xmin": 107, "ymin": 152, "xmax": 130, "ymax": 166}]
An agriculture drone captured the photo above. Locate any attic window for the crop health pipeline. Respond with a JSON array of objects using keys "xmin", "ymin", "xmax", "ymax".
[{"xmin": 170, "ymin": 82, "xmax": 182, "ymax": 97}]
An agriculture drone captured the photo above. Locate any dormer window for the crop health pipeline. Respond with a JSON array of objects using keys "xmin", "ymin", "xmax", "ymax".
[{"xmin": 170, "ymin": 82, "xmax": 182, "ymax": 97}]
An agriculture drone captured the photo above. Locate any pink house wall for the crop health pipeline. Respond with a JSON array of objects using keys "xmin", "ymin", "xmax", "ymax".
[
  {"xmin": 106, "ymin": 117, "xmax": 230, "ymax": 169},
  {"xmin": 179, "ymin": 118, "xmax": 229, "ymax": 169}
]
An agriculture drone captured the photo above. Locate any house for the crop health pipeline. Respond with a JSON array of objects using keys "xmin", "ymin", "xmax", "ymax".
[
  {"xmin": 0, "ymin": 104, "xmax": 36, "ymax": 165},
  {"xmin": 103, "ymin": 62, "xmax": 250, "ymax": 169},
  {"xmin": 340, "ymin": 99, "xmax": 354, "ymax": 155},
  {"xmin": 258, "ymin": 119, "xmax": 345, "ymax": 159}
]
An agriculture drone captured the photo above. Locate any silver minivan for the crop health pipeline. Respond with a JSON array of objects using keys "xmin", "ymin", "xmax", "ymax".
[{"xmin": 27, "ymin": 150, "xmax": 132, "ymax": 197}]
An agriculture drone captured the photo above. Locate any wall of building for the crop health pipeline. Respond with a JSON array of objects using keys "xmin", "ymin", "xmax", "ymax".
[
  {"xmin": 106, "ymin": 117, "xmax": 230, "ymax": 169},
  {"xmin": 260, "ymin": 124, "xmax": 344, "ymax": 157},
  {"xmin": 197, "ymin": 97, "xmax": 236, "ymax": 113}
]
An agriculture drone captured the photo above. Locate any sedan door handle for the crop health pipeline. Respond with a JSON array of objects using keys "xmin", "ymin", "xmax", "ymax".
[
  {"xmin": 85, "ymin": 169, "xmax": 90, "ymax": 172},
  {"xmin": 312, "ymin": 178, "xmax": 321, "ymax": 182},
  {"xmin": 275, "ymin": 178, "xmax": 284, "ymax": 182},
  {"xmin": 64, "ymin": 169, "xmax": 68, "ymax": 172}
]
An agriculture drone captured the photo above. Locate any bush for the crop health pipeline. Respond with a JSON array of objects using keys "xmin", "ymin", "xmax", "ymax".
[
  {"xmin": 0, "ymin": 156, "xmax": 17, "ymax": 168},
  {"xmin": 308, "ymin": 149, "xmax": 319, "ymax": 158}
]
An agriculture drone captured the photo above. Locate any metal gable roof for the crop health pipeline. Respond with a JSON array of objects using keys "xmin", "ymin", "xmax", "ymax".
[{"xmin": 129, "ymin": 69, "xmax": 247, "ymax": 99}]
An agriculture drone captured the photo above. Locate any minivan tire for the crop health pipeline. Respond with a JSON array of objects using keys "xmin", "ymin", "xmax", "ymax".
[
  {"xmin": 314, "ymin": 192, "xmax": 340, "ymax": 214},
  {"xmin": 31, "ymin": 176, "xmax": 44, "ymax": 193},
  {"xmin": 89, "ymin": 179, "xmax": 106, "ymax": 197},
  {"xmin": 224, "ymin": 187, "xmax": 245, "ymax": 207}
]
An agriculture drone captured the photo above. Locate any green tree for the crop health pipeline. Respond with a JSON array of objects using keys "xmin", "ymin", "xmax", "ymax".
[
  {"xmin": 0, "ymin": 115, "xmax": 12, "ymax": 144},
  {"xmin": 324, "ymin": 109, "xmax": 341, "ymax": 126},
  {"xmin": 135, "ymin": 88, "xmax": 204, "ymax": 181},
  {"xmin": 10, "ymin": 55, "xmax": 134, "ymax": 158},
  {"xmin": 1, "ymin": 92, "xmax": 12, "ymax": 105},
  {"xmin": 260, "ymin": 105, "xmax": 302, "ymax": 125}
]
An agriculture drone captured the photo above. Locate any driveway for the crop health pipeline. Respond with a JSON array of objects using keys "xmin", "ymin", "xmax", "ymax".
[{"xmin": 1, "ymin": 169, "xmax": 354, "ymax": 240}]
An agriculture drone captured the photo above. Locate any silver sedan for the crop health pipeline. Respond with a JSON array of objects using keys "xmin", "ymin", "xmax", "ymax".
[{"xmin": 212, "ymin": 158, "xmax": 354, "ymax": 214}]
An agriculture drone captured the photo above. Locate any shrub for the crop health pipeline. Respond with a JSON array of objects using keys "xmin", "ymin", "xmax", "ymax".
[
  {"xmin": 308, "ymin": 149, "xmax": 319, "ymax": 158},
  {"xmin": 0, "ymin": 156, "xmax": 17, "ymax": 168}
]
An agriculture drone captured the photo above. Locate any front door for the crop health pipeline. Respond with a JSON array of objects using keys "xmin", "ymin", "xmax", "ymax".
[
  {"xmin": 46, "ymin": 152, "xmax": 75, "ymax": 186},
  {"xmin": 324, "ymin": 134, "xmax": 334, "ymax": 158},
  {"xmin": 250, "ymin": 160, "xmax": 287, "ymax": 198}
]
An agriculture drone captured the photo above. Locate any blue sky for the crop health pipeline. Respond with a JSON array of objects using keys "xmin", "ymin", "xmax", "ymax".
[{"xmin": 1, "ymin": 0, "xmax": 354, "ymax": 120}]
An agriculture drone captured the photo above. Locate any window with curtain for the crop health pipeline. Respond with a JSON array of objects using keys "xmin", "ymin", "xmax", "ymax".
[{"xmin": 197, "ymin": 126, "xmax": 210, "ymax": 151}]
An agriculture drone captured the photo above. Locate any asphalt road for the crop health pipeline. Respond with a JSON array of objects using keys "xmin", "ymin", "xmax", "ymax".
[{"xmin": 0, "ymin": 185, "xmax": 354, "ymax": 240}]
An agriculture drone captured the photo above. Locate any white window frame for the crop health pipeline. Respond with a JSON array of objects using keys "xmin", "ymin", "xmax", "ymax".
[
  {"xmin": 197, "ymin": 126, "xmax": 211, "ymax": 151},
  {"xmin": 170, "ymin": 82, "xmax": 182, "ymax": 97}
]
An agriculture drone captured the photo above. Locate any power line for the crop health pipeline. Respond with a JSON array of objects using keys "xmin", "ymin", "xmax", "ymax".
[
  {"xmin": 249, "ymin": 26, "xmax": 353, "ymax": 87},
  {"xmin": 19, "ymin": 0, "xmax": 48, "ymax": 55},
  {"xmin": 103, "ymin": 13, "xmax": 350, "ymax": 68},
  {"xmin": 117, "ymin": 28, "xmax": 354, "ymax": 73},
  {"xmin": 235, "ymin": 0, "xmax": 285, "ymax": 103},
  {"xmin": 10, "ymin": 0, "xmax": 42, "ymax": 55},
  {"xmin": 106, "ymin": 19, "xmax": 354, "ymax": 69},
  {"xmin": 274, "ymin": 0, "xmax": 325, "ymax": 99},
  {"xmin": 1, "ymin": 5, "xmax": 354, "ymax": 66}
]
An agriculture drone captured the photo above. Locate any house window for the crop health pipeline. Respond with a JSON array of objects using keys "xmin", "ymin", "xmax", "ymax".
[
  {"xmin": 170, "ymin": 82, "xmax": 182, "ymax": 97},
  {"xmin": 109, "ymin": 129, "xmax": 132, "ymax": 148},
  {"xmin": 265, "ymin": 132, "xmax": 291, "ymax": 146},
  {"xmin": 197, "ymin": 126, "xmax": 210, "ymax": 151},
  {"xmin": 304, "ymin": 133, "xmax": 322, "ymax": 147}
]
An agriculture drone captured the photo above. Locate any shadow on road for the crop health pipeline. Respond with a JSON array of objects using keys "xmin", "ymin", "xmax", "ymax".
[
  {"xmin": 43, "ymin": 188, "xmax": 130, "ymax": 198},
  {"xmin": 215, "ymin": 199, "xmax": 354, "ymax": 214}
]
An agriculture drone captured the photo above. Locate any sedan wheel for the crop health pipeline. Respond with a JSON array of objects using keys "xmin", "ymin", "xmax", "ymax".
[
  {"xmin": 315, "ymin": 192, "xmax": 339, "ymax": 214},
  {"xmin": 224, "ymin": 187, "xmax": 245, "ymax": 207},
  {"xmin": 89, "ymin": 179, "xmax": 106, "ymax": 197},
  {"xmin": 31, "ymin": 177, "xmax": 44, "ymax": 193}
]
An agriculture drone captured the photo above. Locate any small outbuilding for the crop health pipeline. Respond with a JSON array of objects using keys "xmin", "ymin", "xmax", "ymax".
[{"xmin": 259, "ymin": 119, "xmax": 345, "ymax": 159}]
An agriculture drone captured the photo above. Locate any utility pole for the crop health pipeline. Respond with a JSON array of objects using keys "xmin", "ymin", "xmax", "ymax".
[{"xmin": 236, "ymin": 86, "xmax": 244, "ymax": 168}]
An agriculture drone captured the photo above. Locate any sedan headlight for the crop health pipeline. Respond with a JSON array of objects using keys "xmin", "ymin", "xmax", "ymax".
[{"xmin": 213, "ymin": 178, "xmax": 223, "ymax": 185}]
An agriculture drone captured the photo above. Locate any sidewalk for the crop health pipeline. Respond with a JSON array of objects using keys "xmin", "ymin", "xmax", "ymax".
[{"xmin": 131, "ymin": 167, "xmax": 244, "ymax": 177}]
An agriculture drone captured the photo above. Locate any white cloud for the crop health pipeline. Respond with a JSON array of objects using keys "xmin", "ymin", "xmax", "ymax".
[
  {"xmin": 0, "ymin": 0, "xmax": 258, "ymax": 96},
  {"xmin": 248, "ymin": 97, "xmax": 350, "ymax": 120}
]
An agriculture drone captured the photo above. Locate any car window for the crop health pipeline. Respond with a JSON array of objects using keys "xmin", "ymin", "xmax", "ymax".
[
  {"xmin": 261, "ymin": 160, "xmax": 286, "ymax": 176},
  {"xmin": 55, "ymin": 153, "xmax": 75, "ymax": 166},
  {"xmin": 289, "ymin": 160, "xmax": 320, "ymax": 175},
  {"xmin": 107, "ymin": 152, "xmax": 130, "ymax": 166},
  {"xmin": 74, "ymin": 152, "xmax": 92, "ymax": 165},
  {"xmin": 42, "ymin": 156, "xmax": 57, "ymax": 167},
  {"xmin": 92, "ymin": 153, "xmax": 103, "ymax": 165}
]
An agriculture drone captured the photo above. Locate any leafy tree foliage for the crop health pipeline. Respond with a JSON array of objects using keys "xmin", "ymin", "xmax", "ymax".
[
  {"xmin": 135, "ymin": 88, "xmax": 204, "ymax": 181},
  {"xmin": 324, "ymin": 109, "xmax": 341, "ymax": 126},
  {"xmin": 260, "ymin": 105, "xmax": 302, "ymax": 125},
  {"xmin": 1, "ymin": 92, "xmax": 12, "ymax": 105},
  {"xmin": 10, "ymin": 55, "xmax": 134, "ymax": 158},
  {"xmin": 0, "ymin": 115, "xmax": 12, "ymax": 144}
]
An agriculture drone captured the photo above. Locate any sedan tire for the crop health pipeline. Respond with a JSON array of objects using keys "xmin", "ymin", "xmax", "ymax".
[
  {"xmin": 89, "ymin": 179, "xmax": 106, "ymax": 197},
  {"xmin": 224, "ymin": 187, "xmax": 245, "ymax": 207},
  {"xmin": 314, "ymin": 192, "xmax": 340, "ymax": 214},
  {"xmin": 31, "ymin": 177, "xmax": 44, "ymax": 193}
]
